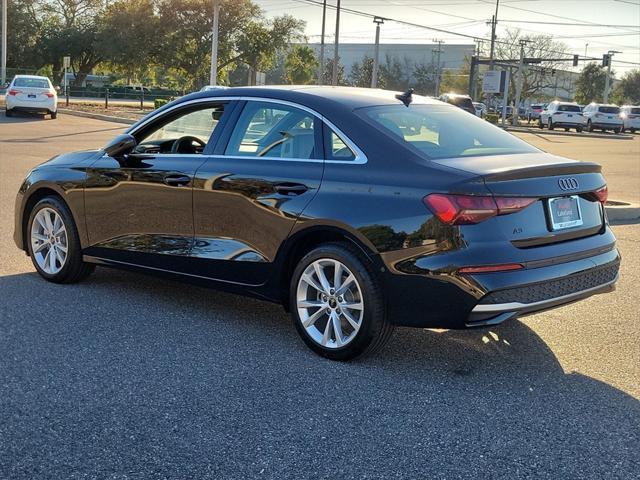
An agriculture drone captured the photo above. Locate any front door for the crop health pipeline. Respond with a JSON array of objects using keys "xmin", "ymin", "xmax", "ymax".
[
  {"xmin": 191, "ymin": 100, "xmax": 325, "ymax": 285},
  {"xmin": 83, "ymin": 101, "xmax": 229, "ymax": 271}
]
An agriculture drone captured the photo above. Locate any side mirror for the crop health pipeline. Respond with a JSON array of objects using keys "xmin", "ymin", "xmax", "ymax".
[{"xmin": 103, "ymin": 133, "xmax": 137, "ymax": 158}]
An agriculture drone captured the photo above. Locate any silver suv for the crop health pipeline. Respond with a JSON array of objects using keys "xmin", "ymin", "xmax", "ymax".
[{"xmin": 582, "ymin": 103, "xmax": 623, "ymax": 133}]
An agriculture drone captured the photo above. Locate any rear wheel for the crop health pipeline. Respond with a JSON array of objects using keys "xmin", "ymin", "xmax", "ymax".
[
  {"xmin": 631, "ymin": 128, "xmax": 637, "ymax": 134},
  {"xmin": 564, "ymin": 127, "xmax": 570, "ymax": 132},
  {"xmin": 27, "ymin": 196, "xmax": 94, "ymax": 283},
  {"xmin": 576, "ymin": 127, "xmax": 583, "ymax": 133},
  {"xmin": 51, "ymin": 111, "xmax": 57, "ymax": 119},
  {"xmin": 290, "ymin": 243, "xmax": 393, "ymax": 361},
  {"xmin": 5, "ymin": 109, "xmax": 12, "ymax": 117},
  {"xmin": 614, "ymin": 127, "xmax": 621, "ymax": 134},
  {"xmin": 587, "ymin": 120, "xmax": 593, "ymax": 132}
]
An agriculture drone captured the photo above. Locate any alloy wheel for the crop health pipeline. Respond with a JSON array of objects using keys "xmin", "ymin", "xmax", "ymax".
[
  {"xmin": 30, "ymin": 207, "xmax": 68, "ymax": 275},
  {"xmin": 296, "ymin": 258, "xmax": 364, "ymax": 349}
]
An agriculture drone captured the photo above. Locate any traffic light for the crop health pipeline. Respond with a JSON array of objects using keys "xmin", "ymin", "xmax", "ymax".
[
  {"xmin": 603, "ymin": 54, "xmax": 610, "ymax": 67},
  {"xmin": 573, "ymin": 55, "xmax": 579, "ymax": 67}
]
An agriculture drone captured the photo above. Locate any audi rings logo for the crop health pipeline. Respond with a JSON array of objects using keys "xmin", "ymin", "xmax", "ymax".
[{"xmin": 558, "ymin": 177, "xmax": 579, "ymax": 190}]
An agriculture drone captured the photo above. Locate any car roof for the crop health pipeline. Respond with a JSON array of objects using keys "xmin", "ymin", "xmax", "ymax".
[
  {"xmin": 13, "ymin": 75, "xmax": 50, "ymax": 80},
  {"xmin": 181, "ymin": 85, "xmax": 443, "ymax": 110}
]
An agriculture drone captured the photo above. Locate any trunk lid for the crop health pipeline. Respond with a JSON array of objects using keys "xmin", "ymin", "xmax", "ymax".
[{"xmin": 433, "ymin": 153, "xmax": 607, "ymax": 247}]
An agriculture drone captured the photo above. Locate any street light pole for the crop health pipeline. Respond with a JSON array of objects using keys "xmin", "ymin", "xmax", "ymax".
[
  {"xmin": 317, "ymin": 0, "xmax": 327, "ymax": 85},
  {"xmin": 371, "ymin": 17, "xmax": 384, "ymax": 88},
  {"xmin": 1, "ymin": 0, "xmax": 7, "ymax": 86},
  {"xmin": 209, "ymin": 0, "xmax": 220, "ymax": 86},
  {"xmin": 331, "ymin": 0, "xmax": 341, "ymax": 86}
]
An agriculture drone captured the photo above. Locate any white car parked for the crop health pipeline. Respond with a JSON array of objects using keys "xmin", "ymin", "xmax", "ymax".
[
  {"xmin": 620, "ymin": 105, "xmax": 640, "ymax": 133},
  {"xmin": 582, "ymin": 103, "xmax": 623, "ymax": 133},
  {"xmin": 5, "ymin": 75, "xmax": 58, "ymax": 119},
  {"xmin": 539, "ymin": 101, "xmax": 585, "ymax": 132},
  {"xmin": 472, "ymin": 102, "xmax": 487, "ymax": 118}
]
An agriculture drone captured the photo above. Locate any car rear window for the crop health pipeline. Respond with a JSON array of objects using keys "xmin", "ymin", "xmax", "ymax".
[
  {"xmin": 557, "ymin": 105, "xmax": 581, "ymax": 112},
  {"xmin": 13, "ymin": 78, "xmax": 49, "ymax": 89},
  {"xmin": 450, "ymin": 97, "xmax": 474, "ymax": 110},
  {"xmin": 599, "ymin": 106, "xmax": 620, "ymax": 114},
  {"xmin": 358, "ymin": 104, "xmax": 538, "ymax": 160},
  {"xmin": 630, "ymin": 108, "xmax": 640, "ymax": 114}
]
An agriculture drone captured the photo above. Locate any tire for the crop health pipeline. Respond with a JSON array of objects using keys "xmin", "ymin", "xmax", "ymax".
[
  {"xmin": 587, "ymin": 120, "xmax": 593, "ymax": 132},
  {"xmin": 5, "ymin": 108, "xmax": 12, "ymax": 117},
  {"xmin": 576, "ymin": 127, "xmax": 583, "ymax": 133},
  {"xmin": 631, "ymin": 128, "xmax": 636, "ymax": 134},
  {"xmin": 26, "ymin": 196, "xmax": 95, "ymax": 284},
  {"xmin": 290, "ymin": 243, "xmax": 393, "ymax": 361},
  {"xmin": 538, "ymin": 119, "xmax": 544, "ymax": 129},
  {"xmin": 614, "ymin": 127, "xmax": 621, "ymax": 134},
  {"xmin": 564, "ymin": 128, "xmax": 570, "ymax": 132},
  {"xmin": 51, "ymin": 111, "xmax": 57, "ymax": 119},
  {"xmin": 548, "ymin": 118, "xmax": 554, "ymax": 130}
]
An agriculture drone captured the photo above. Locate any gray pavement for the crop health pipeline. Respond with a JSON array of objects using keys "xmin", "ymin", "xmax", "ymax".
[{"xmin": 1, "ymin": 112, "xmax": 639, "ymax": 479}]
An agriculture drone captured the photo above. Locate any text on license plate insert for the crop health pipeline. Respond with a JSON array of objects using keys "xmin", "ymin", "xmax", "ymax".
[{"xmin": 548, "ymin": 195, "xmax": 583, "ymax": 230}]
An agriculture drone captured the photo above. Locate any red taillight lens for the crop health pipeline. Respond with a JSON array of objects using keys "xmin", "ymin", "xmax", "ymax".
[
  {"xmin": 423, "ymin": 194, "xmax": 536, "ymax": 225},
  {"xmin": 593, "ymin": 185, "xmax": 608, "ymax": 203},
  {"xmin": 44, "ymin": 92, "xmax": 55, "ymax": 98},
  {"xmin": 8, "ymin": 89, "xmax": 19, "ymax": 96},
  {"xmin": 458, "ymin": 263, "xmax": 524, "ymax": 274}
]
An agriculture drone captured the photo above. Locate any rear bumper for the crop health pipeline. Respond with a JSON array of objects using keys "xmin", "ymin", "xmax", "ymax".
[
  {"xmin": 6, "ymin": 97, "xmax": 57, "ymax": 113},
  {"xmin": 590, "ymin": 122, "xmax": 622, "ymax": 129},
  {"xmin": 466, "ymin": 259, "xmax": 619, "ymax": 326},
  {"xmin": 551, "ymin": 121, "xmax": 584, "ymax": 128}
]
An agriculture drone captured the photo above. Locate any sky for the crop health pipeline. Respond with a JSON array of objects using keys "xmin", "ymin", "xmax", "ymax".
[{"xmin": 259, "ymin": 0, "xmax": 640, "ymax": 74}]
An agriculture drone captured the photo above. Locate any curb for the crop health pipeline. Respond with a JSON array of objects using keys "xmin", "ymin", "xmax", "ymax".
[
  {"xmin": 57, "ymin": 108, "xmax": 137, "ymax": 125},
  {"xmin": 505, "ymin": 126, "xmax": 634, "ymax": 140},
  {"xmin": 606, "ymin": 201, "xmax": 640, "ymax": 224}
]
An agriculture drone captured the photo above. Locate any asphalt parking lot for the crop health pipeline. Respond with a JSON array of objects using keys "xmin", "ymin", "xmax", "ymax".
[{"xmin": 1, "ymin": 113, "xmax": 639, "ymax": 479}]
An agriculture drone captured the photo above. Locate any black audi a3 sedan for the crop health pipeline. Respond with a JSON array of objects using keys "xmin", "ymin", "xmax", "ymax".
[{"xmin": 14, "ymin": 86, "xmax": 620, "ymax": 360}]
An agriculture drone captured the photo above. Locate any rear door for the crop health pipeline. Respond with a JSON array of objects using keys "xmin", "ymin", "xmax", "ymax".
[{"xmin": 191, "ymin": 99, "xmax": 324, "ymax": 285}]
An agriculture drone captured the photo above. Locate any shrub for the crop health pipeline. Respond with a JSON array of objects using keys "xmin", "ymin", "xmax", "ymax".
[
  {"xmin": 154, "ymin": 98, "xmax": 169, "ymax": 109},
  {"xmin": 485, "ymin": 113, "xmax": 500, "ymax": 124}
]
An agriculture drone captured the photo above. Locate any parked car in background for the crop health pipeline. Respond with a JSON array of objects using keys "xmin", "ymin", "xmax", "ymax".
[
  {"xmin": 13, "ymin": 86, "xmax": 619, "ymax": 360},
  {"xmin": 526, "ymin": 104, "xmax": 545, "ymax": 123},
  {"xmin": 472, "ymin": 102, "xmax": 487, "ymax": 118},
  {"xmin": 200, "ymin": 85, "xmax": 230, "ymax": 92},
  {"xmin": 439, "ymin": 93, "xmax": 476, "ymax": 115},
  {"xmin": 582, "ymin": 103, "xmax": 623, "ymax": 133},
  {"xmin": 620, "ymin": 105, "xmax": 640, "ymax": 133},
  {"xmin": 539, "ymin": 101, "xmax": 585, "ymax": 132},
  {"xmin": 5, "ymin": 75, "xmax": 58, "ymax": 119}
]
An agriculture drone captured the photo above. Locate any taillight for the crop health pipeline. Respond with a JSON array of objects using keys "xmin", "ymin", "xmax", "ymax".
[
  {"xmin": 44, "ymin": 92, "xmax": 55, "ymax": 98},
  {"xmin": 458, "ymin": 263, "xmax": 524, "ymax": 274},
  {"xmin": 593, "ymin": 185, "xmax": 608, "ymax": 203},
  {"xmin": 423, "ymin": 194, "xmax": 536, "ymax": 225},
  {"xmin": 8, "ymin": 89, "xmax": 19, "ymax": 96}
]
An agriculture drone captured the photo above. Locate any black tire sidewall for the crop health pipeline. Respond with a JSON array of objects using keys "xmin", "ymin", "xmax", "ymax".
[
  {"xmin": 27, "ymin": 197, "xmax": 84, "ymax": 283},
  {"xmin": 289, "ymin": 244, "xmax": 387, "ymax": 361}
]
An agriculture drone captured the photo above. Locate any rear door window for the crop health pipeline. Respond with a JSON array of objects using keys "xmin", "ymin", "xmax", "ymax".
[
  {"xmin": 557, "ymin": 105, "xmax": 581, "ymax": 112},
  {"xmin": 599, "ymin": 106, "xmax": 620, "ymax": 114},
  {"xmin": 225, "ymin": 101, "xmax": 319, "ymax": 160}
]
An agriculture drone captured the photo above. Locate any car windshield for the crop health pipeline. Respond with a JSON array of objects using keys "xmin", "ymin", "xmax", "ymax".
[
  {"xmin": 14, "ymin": 77, "xmax": 49, "ymax": 89},
  {"xmin": 599, "ymin": 106, "xmax": 620, "ymax": 114},
  {"xmin": 358, "ymin": 104, "xmax": 538, "ymax": 160},
  {"xmin": 558, "ymin": 105, "xmax": 581, "ymax": 112}
]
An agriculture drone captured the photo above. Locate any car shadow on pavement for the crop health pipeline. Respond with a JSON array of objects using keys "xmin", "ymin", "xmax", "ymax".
[
  {"xmin": 1, "ymin": 112, "xmax": 47, "ymax": 123},
  {"xmin": 1, "ymin": 268, "xmax": 638, "ymax": 478}
]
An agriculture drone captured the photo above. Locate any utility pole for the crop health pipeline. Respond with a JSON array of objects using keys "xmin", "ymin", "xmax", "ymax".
[
  {"xmin": 603, "ymin": 50, "xmax": 620, "ymax": 103},
  {"xmin": 470, "ymin": 40, "xmax": 482, "ymax": 100},
  {"xmin": 209, "ymin": 0, "xmax": 220, "ymax": 86},
  {"xmin": 371, "ymin": 17, "xmax": 384, "ymax": 88},
  {"xmin": 331, "ymin": 0, "xmax": 341, "ymax": 86},
  {"xmin": 433, "ymin": 39, "xmax": 444, "ymax": 97},
  {"xmin": 584, "ymin": 43, "xmax": 589, "ymax": 60},
  {"xmin": 317, "ymin": 0, "xmax": 327, "ymax": 85},
  {"xmin": 488, "ymin": 0, "xmax": 500, "ymax": 70},
  {"xmin": 1, "ymin": 0, "xmax": 7, "ymax": 86},
  {"xmin": 512, "ymin": 39, "xmax": 529, "ymax": 126}
]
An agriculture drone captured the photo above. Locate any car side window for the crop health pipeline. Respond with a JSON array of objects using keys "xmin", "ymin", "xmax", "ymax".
[
  {"xmin": 136, "ymin": 104, "xmax": 226, "ymax": 154},
  {"xmin": 323, "ymin": 124, "xmax": 356, "ymax": 161},
  {"xmin": 224, "ymin": 101, "xmax": 318, "ymax": 160}
]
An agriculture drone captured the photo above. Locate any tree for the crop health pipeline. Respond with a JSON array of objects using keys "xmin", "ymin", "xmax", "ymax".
[
  {"xmin": 349, "ymin": 56, "xmax": 385, "ymax": 88},
  {"xmin": 321, "ymin": 58, "xmax": 347, "ymax": 86},
  {"xmin": 283, "ymin": 45, "xmax": 318, "ymax": 84},
  {"xmin": 575, "ymin": 63, "xmax": 608, "ymax": 104},
  {"xmin": 612, "ymin": 70, "xmax": 640, "ymax": 105},
  {"xmin": 412, "ymin": 62, "xmax": 436, "ymax": 96},
  {"xmin": 379, "ymin": 55, "xmax": 409, "ymax": 91},
  {"xmin": 6, "ymin": 0, "xmax": 42, "ymax": 71},
  {"xmin": 491, "ymin": 28, "xmax": 569, "ymax": 99}
]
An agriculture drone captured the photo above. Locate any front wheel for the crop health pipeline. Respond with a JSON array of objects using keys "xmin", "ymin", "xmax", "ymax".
[
  {"xmin": 51, "ymin": 111, "xmax": 57, "ymax": 119},
  {"xmin": 548, "ymin": 118, "xmax": 554, "ymax": 130},
  {"xmin": 27, "ymin": 196, "xmax": 95, "ymax": 283},
  {"xmin": 631, "ymin": 128, "xmax": 637, "ymax": 134},
  {"xmin": 576, "ymin": 127, "xmax": 583, "ymax": 133},
  {"xmin": 290, "ymin": 243, "xmax": 393, "ymax": 361}
]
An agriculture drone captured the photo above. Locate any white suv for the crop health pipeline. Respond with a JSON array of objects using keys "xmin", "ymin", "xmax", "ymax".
[
  {"xmin": 5, "ymin": 75, "xmax": 58, "ymax": 119},
  {"xmin": 582, "ymin": 103, "xmax": 623, "ymax": 133},
  {"xmin": 620, "ymin": 105, "xmax": 640, "ymax": 133},
  {"xmin": 539, "ymin": 101, "xmax": 585, "ymax": 132}
]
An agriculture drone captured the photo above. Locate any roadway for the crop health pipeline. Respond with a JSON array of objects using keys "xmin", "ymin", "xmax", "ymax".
[{"xmin": 0, "ymin": 113, "xmax": 638, "ymax": 479}]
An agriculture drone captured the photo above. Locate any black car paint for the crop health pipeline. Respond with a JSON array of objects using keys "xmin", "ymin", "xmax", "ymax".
[{"xmin": 14, "ymin": 87, "xmax": 620, "ymax": 329}]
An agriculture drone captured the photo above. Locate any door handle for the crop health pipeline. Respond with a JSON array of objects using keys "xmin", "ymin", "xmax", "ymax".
[
  {"xmin": 163, "ymin": 174, "xmax": 191, "ymax": 187},
  {"xmin": 274, "ymin": 183, "xmax": 308, "ymax": 196}
]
